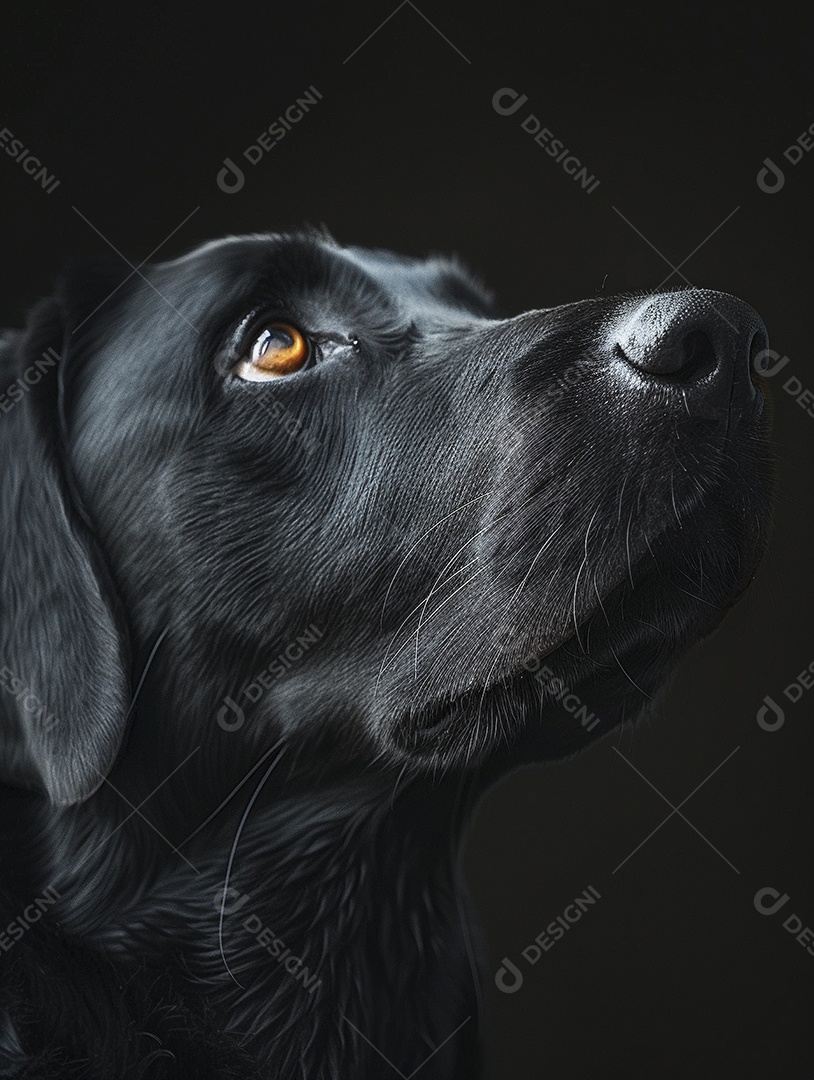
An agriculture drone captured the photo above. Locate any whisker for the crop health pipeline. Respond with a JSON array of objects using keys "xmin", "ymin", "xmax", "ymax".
[
  {"xmin": 412, "ymin": 565, "xmax": 488, "ymax": 679},
  {"xmin": 381, "ymin": 488, "xmax": 545, "ymax": 684},
  {"xmin": 378, "ymin": 490, "xmax": 495, "ymax": 629},
  {"xmin": 506, "ymin": 519, "xmax": 567, "ymax": 610},
  {"xmin": 408, "ymin": 487, "xmax": 566, "ymax": 677},
  {"xmin": 609, "ymin": 645, "xmax": 652, "ymax": 700},
  {"xmin": 570, "ymin": 503, "xmax": 603, "ymax": 653},
  {"xmin": 218, "ymin": 742, "xmax": 288, "ymax": 987},
  {"xmin": 374, "ymin": 557, "xmax": 481, "ymax": 692}
]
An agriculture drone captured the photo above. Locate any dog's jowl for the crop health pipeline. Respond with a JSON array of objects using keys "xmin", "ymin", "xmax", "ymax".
[{"xmin": 0, "ymin": 233, "xmax": 772, "ymax": 1078}]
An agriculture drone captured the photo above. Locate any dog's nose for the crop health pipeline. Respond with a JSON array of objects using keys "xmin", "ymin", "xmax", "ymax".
[{"xmin": 614, "ymin": 290, "xmax": 767, "ymax": 410}]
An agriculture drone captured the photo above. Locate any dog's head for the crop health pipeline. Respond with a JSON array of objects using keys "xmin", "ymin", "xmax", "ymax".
[{"xmin": 0, "ymin": 232, "xmax": 772, "ymax": 804}]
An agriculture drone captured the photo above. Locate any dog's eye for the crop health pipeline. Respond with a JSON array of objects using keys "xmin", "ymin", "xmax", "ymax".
[{"xmin": 234, "ymin": 323, "xmax": 310, "ymax": 381}]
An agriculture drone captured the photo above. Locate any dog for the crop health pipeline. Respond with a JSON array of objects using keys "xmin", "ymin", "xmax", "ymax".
[{"xmin": 0, "ymin": 230, "xmax": 772, "ymax": 1077}]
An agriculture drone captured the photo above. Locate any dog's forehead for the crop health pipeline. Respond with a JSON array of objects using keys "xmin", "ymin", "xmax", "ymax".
[{"xmin": 163, "ymin": 233, "xmax": 493, "ymax": 316}]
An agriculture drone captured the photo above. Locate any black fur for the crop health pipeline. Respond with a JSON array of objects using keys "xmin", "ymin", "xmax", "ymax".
[{"xmin": 0, "ymin": 232, "xmax": 772, "ymax": 1077}]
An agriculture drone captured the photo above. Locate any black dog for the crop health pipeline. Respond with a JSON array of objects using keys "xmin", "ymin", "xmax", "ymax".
[{"xmin": 0, "ymin": 231, "xmax": 772, "ymax": 1077}]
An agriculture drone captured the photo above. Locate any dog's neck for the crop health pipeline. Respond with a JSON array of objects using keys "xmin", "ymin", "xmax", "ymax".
[{"xmin": 35, "ymin": 747, "xmax": 483, "ymax": 1079}]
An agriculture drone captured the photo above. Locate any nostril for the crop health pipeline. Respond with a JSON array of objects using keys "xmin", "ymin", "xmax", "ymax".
[
  {"xmin": 615, "ymin": 292, "xmax": 769, "ymax": 407},
  {"xmin": 617, "ymin": 327, "xmax": 716, "ymax": 382},
  {"xmin": 612, "ymin": 342, "xmax": 632, "ymax": 365},
  {"xmin": 673, "ymin": 329, "xmax": 716, "ymax": 382}
]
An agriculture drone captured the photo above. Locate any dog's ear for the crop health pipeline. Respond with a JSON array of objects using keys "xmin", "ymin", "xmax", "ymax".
[{"xmin": 0, "ymin": 282, "xmax": 130, "ymax": 806}]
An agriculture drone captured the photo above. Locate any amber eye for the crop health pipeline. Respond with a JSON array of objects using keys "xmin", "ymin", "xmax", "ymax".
[{"xmin": 235, "ymin": 322, "xmax": 310, "ymax": 381}]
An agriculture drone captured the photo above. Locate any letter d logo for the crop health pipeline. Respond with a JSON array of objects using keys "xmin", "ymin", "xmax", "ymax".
[
  {"xmin": 754, "ymin": 886, "xmax": 789, "ymax": 916},
  {"xmin": 217, "ymin": 695, "xmax": 245, "ymax": 731},
  {"xmin": 756, "ymin": 157, "xmax": 784, "ymax": 194},
  {"xmin": 752, "ymin": 348, "xmax": 790, "ymax": 379},
  {"xmin": 492, "ymin": 87, "xmax": 528, "ymax": 116},
  {"xmin": 756, "ymin": 694, "xmax": 785, "ymax": 732},
  {"xmin": 495, "ymin": 956, "xmax": 524, "ymax": 993},
  {"xmin": 217, "ymin": 156, "xmax": 245, "ymax": 194}
]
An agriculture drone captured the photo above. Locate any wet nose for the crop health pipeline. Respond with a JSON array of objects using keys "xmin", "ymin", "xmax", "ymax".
[{"xmin": 615, "ymin": 290, "xmax": 768, "ymax": 411}]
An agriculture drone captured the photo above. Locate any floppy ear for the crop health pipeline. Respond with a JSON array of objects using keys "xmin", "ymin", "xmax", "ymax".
[{"xmin": 0, "ymin": 290, "xmax": 130, "ymax": 805}]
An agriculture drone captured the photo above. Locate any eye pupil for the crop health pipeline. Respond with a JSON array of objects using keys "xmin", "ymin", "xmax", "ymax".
[
  {"xmin": 247, "ymin": 322, "xmax": 308, "ymax": 375},
  {"xmin": 253, "ymin": 328, "xmax": 292, "ymax": 359}
]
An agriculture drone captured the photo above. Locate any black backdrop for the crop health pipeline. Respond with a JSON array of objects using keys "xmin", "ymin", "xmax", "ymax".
[{"xmin": 2, "ymin": 2, "xmax": 812, "ymax": 1076}]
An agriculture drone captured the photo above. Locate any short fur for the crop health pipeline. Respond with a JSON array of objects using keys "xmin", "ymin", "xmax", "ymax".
[{"xmin": 0, "ymin": 232, "xmax": 772, "ymax": 1077}]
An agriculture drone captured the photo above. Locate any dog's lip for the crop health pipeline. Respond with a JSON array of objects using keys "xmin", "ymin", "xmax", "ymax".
[
  {"xmin": 403, "ymin": 634, "xmax": 578, "ymax": 739},
  {"xmin": 396, "ymin": 463, "xmax": 770, "ymax": 750}
]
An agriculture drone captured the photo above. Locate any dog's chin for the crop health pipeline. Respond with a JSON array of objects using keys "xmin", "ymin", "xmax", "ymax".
[
  {"xmin": 385, "ymin": 534, "xmax": 760, "ymax": 774},
  {"xmin": 386, "ymin": 665, "xmax": 600, "ymax": 779},
  {"xmin": 385, "ymin": 623, "xmax": 602, "ymax": 774}
]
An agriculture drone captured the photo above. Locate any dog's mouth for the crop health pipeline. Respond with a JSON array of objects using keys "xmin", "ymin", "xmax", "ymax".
[
  {"xmin": 385, "ymin": 484, "xmax": 770, "ymax": 770},
  {"xmin": 389, "ymin": 609, "xmax": 596, "ymax": 759}
]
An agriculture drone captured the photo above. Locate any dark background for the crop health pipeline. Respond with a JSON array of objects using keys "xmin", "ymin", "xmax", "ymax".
[{"xmin": 2, "ymin": 2, "xmax": 812, "ymax": 1076}]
